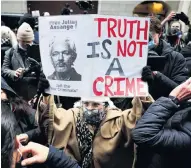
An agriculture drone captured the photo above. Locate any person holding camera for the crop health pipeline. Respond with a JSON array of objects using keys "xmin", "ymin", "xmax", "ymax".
[
  {"xmin": 2, "ymin": 22, "xmax": 40, "ymax": 101},
  {"xmin": 142, "ymin": 16, "xmax": 188, "ymax": 100},
  {"xmin": 161, "ymin": 11, "xmax": 190, "ymax": 52}
]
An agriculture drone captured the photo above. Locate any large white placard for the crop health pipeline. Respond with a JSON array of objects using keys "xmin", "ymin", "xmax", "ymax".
[{"xmin": 39, "ymin": 15, "xmax": 149, "ymax": 97}]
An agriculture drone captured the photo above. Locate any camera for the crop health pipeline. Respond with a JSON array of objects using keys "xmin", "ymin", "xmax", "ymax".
[{"xmin": 174, "ymin": 12, "xmax": 190, "ymax": 25}]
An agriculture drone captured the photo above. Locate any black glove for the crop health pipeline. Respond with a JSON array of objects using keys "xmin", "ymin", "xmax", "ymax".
[
  {"xmin": 141, "ymin": 66, "xmax": 155, "ymax": 84},
  {"xmin": 37, "ymin": 73, "xmax": 50, "ymax": 96}
]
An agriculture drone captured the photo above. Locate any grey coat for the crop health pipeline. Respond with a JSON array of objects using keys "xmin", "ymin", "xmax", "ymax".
[
  {"xmin": 2, "ymin": 46, "xmax": 38, "ymax": 101},
  {"xmin": 2, "ymin": 46, "xmax": 30, "ymax": 81}
]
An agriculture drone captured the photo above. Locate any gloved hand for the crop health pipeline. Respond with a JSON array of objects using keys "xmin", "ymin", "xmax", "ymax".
[
  {"xmin": 141, "ymin": 66, "xmax": 156, "ymax": 84},
  {"xmin": 37, "ymin": 73, "xmax": 50, "ymax": 96}
]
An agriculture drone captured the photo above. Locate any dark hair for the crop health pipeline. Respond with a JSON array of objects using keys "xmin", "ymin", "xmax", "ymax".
[
  {"xmin": 9, "ymin": 96, "xmax": 31, "ymax": 120},
  {"xmin": 149, "ymin": 16, "xmax": 162, "ymax": 34},
  {"xmin": 1, "ymin": 100, "xmax": 17, "ymax": 168}
]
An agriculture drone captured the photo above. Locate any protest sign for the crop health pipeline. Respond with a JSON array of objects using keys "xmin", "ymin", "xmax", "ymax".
[{"xmin": 39, "ymin": 15, "xmax": 149, "ymax": 97}]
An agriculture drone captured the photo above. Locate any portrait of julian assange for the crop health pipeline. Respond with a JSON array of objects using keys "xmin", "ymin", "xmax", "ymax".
[{"xmin": 48, "ymin": 38, "xmax": 81, "ymax": 81}]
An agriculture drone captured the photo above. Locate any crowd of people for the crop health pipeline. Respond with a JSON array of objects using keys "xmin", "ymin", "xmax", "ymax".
[{"xmin": 1, "ymin": 8, "xmax": 191, "ymax": 168}]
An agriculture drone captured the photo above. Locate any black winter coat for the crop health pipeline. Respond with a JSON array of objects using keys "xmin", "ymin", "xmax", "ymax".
[
  {"xmin": 148, "ymin": 40, "xmax": 188, "ymax": 100},
  {"xmin": 45, "ymin": 146, "xmax": 80, "ymax": 168},
  {"xmin": 1, "ymin": 77, "xmax": 43, "ymax": 144},
  {"xmin": 181, "ymin": 44, "xmax": 191, "ymax": 76},
  {"xmin": 132, "ymin": 97, "xmax": 191, "ymax": 168}
]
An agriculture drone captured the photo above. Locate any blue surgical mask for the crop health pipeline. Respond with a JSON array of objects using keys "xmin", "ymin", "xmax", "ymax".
[{"xmin": 148, "ymin": 40, "xmax": 156, "ymax": 50}]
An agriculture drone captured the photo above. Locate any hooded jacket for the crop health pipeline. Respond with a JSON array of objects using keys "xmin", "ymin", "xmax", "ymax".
[{"xmin": 148, "ymin": 40, "xmax": 188, "ymax": 100}]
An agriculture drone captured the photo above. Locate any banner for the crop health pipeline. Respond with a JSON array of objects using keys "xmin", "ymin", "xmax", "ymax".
[{"xmin": 39, "ymin": 15, "xmax": 149, "ymax": 97}]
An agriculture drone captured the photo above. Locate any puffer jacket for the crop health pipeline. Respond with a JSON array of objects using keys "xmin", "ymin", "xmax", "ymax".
[
  {"xmin": 148, "ymin": 40, "xmax": 188, "ymax": 100},
  {"xmin": 132, "ymin": 97, "xmax": 191, "ymax": 168}
]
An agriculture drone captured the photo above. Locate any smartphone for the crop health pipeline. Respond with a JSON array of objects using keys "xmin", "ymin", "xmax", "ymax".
[{"xmin": 147, "ymin": 56, "xmax": 166, "ymax": 72}]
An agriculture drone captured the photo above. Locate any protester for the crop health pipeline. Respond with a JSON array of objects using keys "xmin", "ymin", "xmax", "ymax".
[
  {"xmin": 132, "ymin": 78, "xmax": 191, "ymax": 168},
  {"xmin": 142, "ymin": 16, "xmax": 188, "ymax": 100},
  {"xmin": 1, "ymin": 77, "xmax": 44, "ymax": 144},
  {"xmin": 35, "ymin": 76, "xmax": 153, "ymax": 168},
  {"xmin": 2, "ymin": 22, "xmax": 40, "ymax": 101}
]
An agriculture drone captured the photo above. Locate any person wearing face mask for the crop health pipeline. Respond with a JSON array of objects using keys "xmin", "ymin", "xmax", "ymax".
[
  {"xmin": 166, "ymin": 20, "xmax": 184, "ymax": 52},
  {"xmin": 142, "ymin": 16, "xmax": 188, "ymax": 100},
  {"xmin": 35, "ymin": 76, "xmax": 153, "ymax": 168},
  {"xmin": 2, "ymin": 22, "xmax": 40, "ymax": 101}
]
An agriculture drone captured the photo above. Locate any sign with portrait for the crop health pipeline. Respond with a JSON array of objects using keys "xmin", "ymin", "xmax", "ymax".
[{"xmin": 39, "ymin": 15, "xmax": 149, "ymax": 97}]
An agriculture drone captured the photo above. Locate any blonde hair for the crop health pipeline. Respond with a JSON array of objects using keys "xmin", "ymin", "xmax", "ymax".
[{"xmin": 1, "ymin": 26, "xmax": 17, "ymax": 47}]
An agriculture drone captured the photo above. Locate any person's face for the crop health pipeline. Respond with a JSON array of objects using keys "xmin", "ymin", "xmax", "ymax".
[
  {"xmin": 51, "ymin": 43, "xmax": 74, "ymax": 73},
  {"xmin": 19, "ymin": 40, "xmax": 33, "ymax": 50},
  {"xmin": 1, "ymin": 89, "xmax": 8, "ymax": 100},
  {"xmin": 171, "ymin": 22, "xmax": 181, "ymax": 31},
  {"xmin": 150, "ymin": 31, "xmax": 160, "ymax": 46},
  {"xmin": 82, "ymin": 101, "xmax": 105, "ymax": 111}
]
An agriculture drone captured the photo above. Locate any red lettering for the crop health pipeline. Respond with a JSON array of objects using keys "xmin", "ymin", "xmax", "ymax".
[
  {"xmin": 126, "ymin": 78, "xmax": 136, "ymax": 96},
  {"xmin": 137, "ymin": 41, "xmax": 147, "ymax": 57},
  {"xmin": 108, "ymin": 18, "xmax": 117, "ymax": 37},
  {"xmin": 118, "ymin": 19, "xmax": 127, "ymax": 38},
  {"xmin": 114, "ymin": 78, "xmax": 125, "ymax": 96},
  {"xmin": 104, "ymin": 76, "xmax": 114, "ymax": 96},
  {"xmin": 94, "ymin": 18, "xmax": 107, "ymax": 37},
  {"xmin": 127, "ymin": 20, "xmax": 137, "ymax": 39},
  {"xmin": 137, "ymin": 78, "xmax": 146, "ymax": 96},
  {"xmin": 127, "ymin": 40, "xmax": 136, "ymax": 57},
  {"xmin": 93, "ymin": 77, "xmax": 104, "ymax": 96},
  {"xmin": 136, "ymin": 20, "xmax": 148, "ymax": 40},
  {"xmin": 117, "ymin": 40, "xmax": 126, "ymax": 57}
]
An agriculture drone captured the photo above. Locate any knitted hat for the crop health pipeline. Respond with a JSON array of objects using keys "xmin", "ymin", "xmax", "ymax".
[{"xmin": 17, "ymin": 22, "xmax": 34, "ymax": 41}]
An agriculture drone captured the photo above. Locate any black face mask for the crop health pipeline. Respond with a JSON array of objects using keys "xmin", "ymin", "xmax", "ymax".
[{"xmin": 170, "ymin": 28, "xmax": 179, "ymax": 36}]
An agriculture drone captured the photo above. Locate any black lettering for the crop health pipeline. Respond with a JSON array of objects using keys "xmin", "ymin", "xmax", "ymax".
[
  {"xmin": 105, "ymin": 58, "xmax": 125, "ymax": 76},
  {"xmin": 101, "ymin": 39, "xmax": 112, "ymax": 59},
  {"xmin": 87, "ymin": 42, "xmax": 100, "ymax": 58}
]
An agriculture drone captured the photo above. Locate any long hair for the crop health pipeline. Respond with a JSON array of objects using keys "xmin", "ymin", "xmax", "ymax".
[
  {"xmin": 8, "ymin": 96, "xmax": 31, "ymax": 120},
  {"xmin": 1, "ymin": 100, "xmax": 17, "ymax": 168}
]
